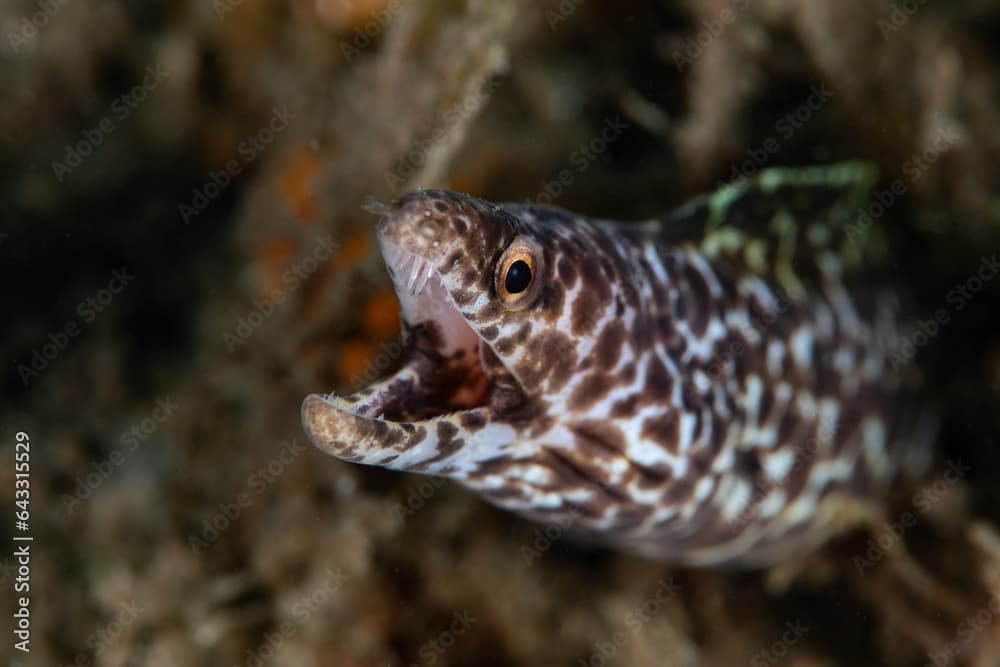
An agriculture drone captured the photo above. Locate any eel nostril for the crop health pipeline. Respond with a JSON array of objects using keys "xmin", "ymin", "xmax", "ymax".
[{"xmin": 419, "ymin": 218, "xmax": 441, "ymax": 240}]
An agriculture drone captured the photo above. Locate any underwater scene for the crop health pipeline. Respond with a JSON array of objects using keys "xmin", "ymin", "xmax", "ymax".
[{"xmin": 3, "ymin": 1, "xmax": 1000, "ymax": 665}]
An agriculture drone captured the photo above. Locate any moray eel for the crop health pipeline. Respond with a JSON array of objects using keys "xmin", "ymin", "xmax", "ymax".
[{"xmin": 302, "ymin": 162, "xmax": 937, "ymax": 567}]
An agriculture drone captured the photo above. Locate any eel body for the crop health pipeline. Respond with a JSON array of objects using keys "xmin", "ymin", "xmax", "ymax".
[{"xmin": 301, "ymin": 162, "xmax": 936, "ymax": 567}]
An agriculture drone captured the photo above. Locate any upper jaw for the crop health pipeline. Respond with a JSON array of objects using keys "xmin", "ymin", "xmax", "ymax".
[
  {"xmin": 383, "ymin": 241, "xmax": 436, "ymax": 301},
  {"xmin": 378, "ymin": 227, "xmax": 488, "ymax": 361}
]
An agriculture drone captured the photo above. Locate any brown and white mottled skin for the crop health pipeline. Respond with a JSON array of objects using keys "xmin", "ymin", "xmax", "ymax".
[{"xmin": 302, "ymin": 162, "xmax": 937, "ymax": 567}]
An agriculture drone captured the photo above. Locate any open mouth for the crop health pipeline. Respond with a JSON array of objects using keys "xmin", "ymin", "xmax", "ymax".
[{"xmin": 331, "ymin": 245, "xmax": 520, "ymax": 425}]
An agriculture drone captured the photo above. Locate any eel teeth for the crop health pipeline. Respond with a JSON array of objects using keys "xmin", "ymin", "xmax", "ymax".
[
  {"xmin": 406, "ymin": 255, "xmax": 422, "ymax": 294},
  {"xmin": 414, "ymin": 263, "xmax": 433, "ymax": 296}
]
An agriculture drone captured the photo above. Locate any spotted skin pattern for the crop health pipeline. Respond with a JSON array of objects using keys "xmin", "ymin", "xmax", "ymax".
[{"xmin": 302, "ymin": 162, "xmax": 936, "ymax": 567}]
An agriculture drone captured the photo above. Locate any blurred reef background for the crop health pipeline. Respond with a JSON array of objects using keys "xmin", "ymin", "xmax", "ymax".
[{"xmin": 3, "ymin": 0, "xmax": 1000, "ymax": 665}]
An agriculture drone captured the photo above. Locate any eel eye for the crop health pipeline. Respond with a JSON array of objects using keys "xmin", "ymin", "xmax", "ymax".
[
  {"xmin": 495, "ymin": 236, "xmax": 543, "ymax": 311},
  {"xmin": 505, "ymin": 260, "xmax": 532, "ymax": 293}
]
